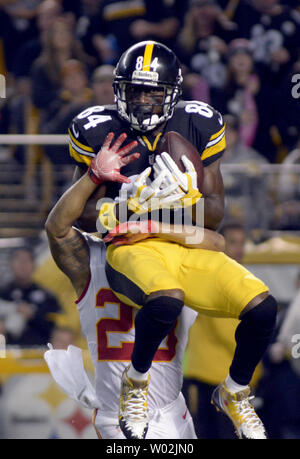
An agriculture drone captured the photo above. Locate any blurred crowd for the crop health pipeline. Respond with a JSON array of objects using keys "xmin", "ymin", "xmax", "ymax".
[{"xmin": 0, "ymin": 0, "xmax": 300, "ymax": 439}]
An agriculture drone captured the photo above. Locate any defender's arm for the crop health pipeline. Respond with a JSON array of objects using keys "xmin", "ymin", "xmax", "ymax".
[
  {"xmin": 156, "ymin": 224, "xmax": 225, "ymax": 250},
  {"xmin": 72, "ymin": 166, "xmax": 107, "ymax": 232},
  {"xmin": 45, "ymin": 173, "xmax": 98, "ymax": 296},
  {"xmin": 104, "ymin": 221, "xmax": 225, "ymax": 252}
]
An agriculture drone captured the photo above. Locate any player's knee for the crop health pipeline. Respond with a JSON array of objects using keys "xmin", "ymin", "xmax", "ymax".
[
  {"xmin": 147, "ymin": 289, "xmax": 184, "ymax": 302},
  {"xmin": 239, "ymin": 294, "xmax": 278, "ymax": 337},
  {"xmin": 143, "ymin": 296, "xmax": 184, "ymax": 325}
]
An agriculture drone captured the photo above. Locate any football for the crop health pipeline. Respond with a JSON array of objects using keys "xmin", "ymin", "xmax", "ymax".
[{"xmin": 156, "ymin": 131, "xmax": 204, "ymax": 191}]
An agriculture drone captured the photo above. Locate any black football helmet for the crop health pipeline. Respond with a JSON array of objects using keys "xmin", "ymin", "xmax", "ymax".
[{"xmin": 113, "ymin": 41, "xmax": 183, "ymax": 132}]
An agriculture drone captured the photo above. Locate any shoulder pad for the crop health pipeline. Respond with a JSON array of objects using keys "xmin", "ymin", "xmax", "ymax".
[
  {"xmin": 183, "ymin": 100, "xmax": 225, "ymax": 165},
  {"xmin": 68, "ymin": 105, "xmax": 119, "ymax": 167}
]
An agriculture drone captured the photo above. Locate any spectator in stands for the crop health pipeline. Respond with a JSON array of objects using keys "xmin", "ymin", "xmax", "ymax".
[
  {"xmin": 0, "ymin": 0, "xmax": 42, "ymax": 73},
  {"xmin": 233, "ymin": 0, "xmax": 300, "ymax": 83},
  {"xmin": 0, "ymin": 247, "xmax": 61, "ymax": 346},
  {"xmin": 269, "ymin": 271, "xmax": 300, "ymax": 371},
  {"xmin": 276, "ymin": 60, "xmax": 300, "ymax": 153},
  {"xmin": 221, "ymin": 114, "xmax": 271, "ymax": 230},
  {"xmin": 72, "ymin": 0, "xmax": 115, "ymax": 65},
  {"xmin": 176, "ymin": 0, "xmax": 237, "ymax": 89},
  {"xmin": 183, "ymin": 223, "xmax": 263, "ymax": 439},
  {"xmin": 50, "ymin": 326, "xmax": 75, "ymax": 350},
  {"xmin": 222, "ymin": 114, "xmax": 268, "ymax": 166},
  {"xmin": 12, "ymin": 0, "xmax": 63, "ymax": 80},
  {"xmin": 257, "ymin": 270, "xmax": 300, "ymax": 438},
  {"xmin": 31, "ymin": 16, "xmax": 95, "ymax": 114},
  {"xmin": 278, "ymin": 137, "xmax": 300, "ymax": 201},
  {"xmin": 181, "ymin": 71, "xmax": 210, "ymax": 104},
  {"xmin": 272, "ymin": 200, "xmax": 300, "ymax": 232},
  {"xmin": 41, "ymin": 59, "xmax": 92, "ymax": 139},
  {"xmin": 41, "ymin": 59, "xmax": 92, "ymax": 197},
  {"xmin": 271, "ymin": 136, "xmax": 300, "ymax": 230},
  {"xmin": 227, "ymin": 1, "xmax": 300, "ymax": 161},
  {"xmin": 90, "ymin": 64, "xmax": 114, "ymax": 106},
  {"xmin": 86, "ymin": 0, "xmax": 179, "ymax": 62},
  {"xmin": 211, "ymin": 39, "xmax": 259, "ymax": 147}
]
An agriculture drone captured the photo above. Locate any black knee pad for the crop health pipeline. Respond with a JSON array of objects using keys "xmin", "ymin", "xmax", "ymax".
[
  {"xmin": 239, "ymin": 294, "xmax": 278, "ymax": 338},
  {"xmin": 142, "ymin": 296, "xmax": 184, "ymax": 326}
]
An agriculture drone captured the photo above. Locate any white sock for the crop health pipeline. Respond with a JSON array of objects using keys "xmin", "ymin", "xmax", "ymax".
[
  {"xmin": 127, "ymin": 363, "xmax": 149, "ymax": 382},
  {"xmin": 225, "ymin": 375, "xmax": 249, "ymax": 393}
]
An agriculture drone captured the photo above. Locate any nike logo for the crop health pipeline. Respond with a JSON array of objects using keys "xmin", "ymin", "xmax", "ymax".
[{"xmin": 183, "ymin": 409, "xmax": 187, "ymax": 420}]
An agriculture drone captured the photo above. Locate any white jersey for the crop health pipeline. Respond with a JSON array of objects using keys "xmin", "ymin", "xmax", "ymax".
[{"xmin": 76, "ymin": 233, "xmax": 197, "ymax": 417}]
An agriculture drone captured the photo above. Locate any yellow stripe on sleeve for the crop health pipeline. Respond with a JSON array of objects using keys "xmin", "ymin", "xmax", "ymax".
[
  {"xmin": 68, "ymin": 128, "xmax": 94, "ymax": 153},
  {"xmin": 143, "ymin": 42, "xmax": 155, "ymax": 71},
  {"xmin": 209, "ymin": 125, "xmax": 225, "ymax": 142},
  {"xmin": 202, "ymin": 135, "xmax": 226, "ymax": 161},
  {"xmin": 69, "ymin": 145, "xmax": 93, "ymax": 166}
]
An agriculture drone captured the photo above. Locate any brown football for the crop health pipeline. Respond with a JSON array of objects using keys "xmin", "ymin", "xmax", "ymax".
[{"xmin": 156, "ymin": 131, "xmax": 204, "ymax": 191}]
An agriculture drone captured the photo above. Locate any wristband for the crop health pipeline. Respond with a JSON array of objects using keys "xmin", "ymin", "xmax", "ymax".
[{"xmin": 88, "ymin": 166, "xmax": 104, "ymax": 185}]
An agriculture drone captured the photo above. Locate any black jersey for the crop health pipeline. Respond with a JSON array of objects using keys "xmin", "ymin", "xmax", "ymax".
[{"xmin": 68, "ymin": 100, "xmax": 225, "ymax": 199}]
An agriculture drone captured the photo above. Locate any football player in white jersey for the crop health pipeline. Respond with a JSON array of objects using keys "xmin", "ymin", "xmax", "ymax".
[{"xmin": 44, "ymin": 135, "xmax": 225, "ymax": 439}]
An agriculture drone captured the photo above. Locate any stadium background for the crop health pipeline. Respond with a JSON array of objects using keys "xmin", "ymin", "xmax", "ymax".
[{"xmin": 0, "ymin": 0, "xmax": 300, "ymax": 439}]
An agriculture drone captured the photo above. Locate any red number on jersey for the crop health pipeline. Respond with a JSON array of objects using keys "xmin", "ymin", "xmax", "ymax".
[{"xmin": 96, "ymin": 288, "xmax": 177, "ymax": 362}]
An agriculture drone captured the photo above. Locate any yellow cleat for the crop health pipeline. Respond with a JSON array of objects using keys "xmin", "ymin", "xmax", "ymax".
[
  {"xmin": 119, "ymin": 365, "xmax": 150, "ymax": 439},
  {"xmin": 211, "ymin": 382, "xmax": 267, "ymax": 439}
]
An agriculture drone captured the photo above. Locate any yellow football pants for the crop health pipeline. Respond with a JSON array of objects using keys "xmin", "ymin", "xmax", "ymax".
[{"xmin": 105, "ymin": 239, "xmax": 269, "ymax": 319}]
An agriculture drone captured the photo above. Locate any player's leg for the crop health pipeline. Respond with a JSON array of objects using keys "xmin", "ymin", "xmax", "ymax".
[
  {"xmin": 131, "ymin": 289, "xmax": 184, "ymax": 374},
  {"xmin": 227, "ymin": 292, "xmax": 277, "ymax": 388},
  {"xmin": 106, "ymin": 241, "xmax": 185, "ymax": 439},
  {"xmin": 146, "ymin": 393, "xmax": 197, "ymax": 439},
  {"xmin": 106, "ymin": 243, "xmax": 185, "ymax": 374},
  {"xmin": 92, "ymin": 409, "xmax": 126, "ymax": 439},
  {"xmin": 177, "ymin": 247, "xmax": 277, "ymax": 438},
  {"xmin": 211, "ymin": 292, "xmax": 277, "ymax": 439}
]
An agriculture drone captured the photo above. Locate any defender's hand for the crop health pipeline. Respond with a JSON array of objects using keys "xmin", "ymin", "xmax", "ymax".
[
  {"xmin": 103, "ymin": 221, "xmax": 159, "ymax": 245},
  {"xmin": 88, "ymin": 132, "xmax": 140, "ymax": 185}
]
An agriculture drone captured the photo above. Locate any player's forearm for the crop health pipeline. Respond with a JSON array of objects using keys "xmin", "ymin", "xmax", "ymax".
[
  {"xmin": 156, "ymin": 224, "xmax": 225, "ymax": 251},
  {"xmin": 203, "ymin": 194, "xmax": 224, "ymax": 230},
  {"xmin": 45, "ymin": 173, "xmax": 98, "ymax": 238}
]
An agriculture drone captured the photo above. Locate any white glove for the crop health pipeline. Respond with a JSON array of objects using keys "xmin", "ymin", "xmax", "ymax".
[
  {"xmin": 139, "ymin": 168, "xmax": 185, "ymax": 204},
  {"xmin": 118, "ymin": 167, "xmax": 185, "ymax": 214},
  {"xmin": 154, "ymin": 152, "xmax": 198, "ymax": 191},
  {"xmin": 153, "ymin": 153, "xmax": 202, "ymax": 206}
]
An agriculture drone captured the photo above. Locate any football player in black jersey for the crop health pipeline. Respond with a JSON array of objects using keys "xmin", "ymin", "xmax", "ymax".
[{"xmin": 66, "ymin": 41, "xmax": 277, "ymax": 440}]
